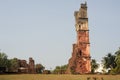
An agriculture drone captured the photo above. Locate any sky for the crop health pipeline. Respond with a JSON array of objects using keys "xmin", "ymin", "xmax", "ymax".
[{"xmin": 0, "ymin": 0, "xmax": 120, "ymax": 70}]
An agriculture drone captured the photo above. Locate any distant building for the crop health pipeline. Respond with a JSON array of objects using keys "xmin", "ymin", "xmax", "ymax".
[
  {"xmin": 66, "ymin": 2, "xmax": 91, "ymax": 74},
  {"xmin": 18, "ymin": 57, "xmax": 36, "ymax": 74}
]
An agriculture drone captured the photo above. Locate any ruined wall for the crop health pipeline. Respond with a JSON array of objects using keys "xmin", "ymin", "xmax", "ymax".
[
  {"xmin": 18, "ymin": 57, "xmax": 36, "ymax": 74},
  {"xmin": 28, "ymin": 57, "xmax": 36, "ymax": 74},
  {"xmin": 66, "ymin": 2, "xmax": 91, "ymax": 74}
]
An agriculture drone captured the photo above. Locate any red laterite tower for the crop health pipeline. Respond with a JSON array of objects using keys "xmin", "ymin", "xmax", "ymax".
[{"xmin": 67, "ymin": 2, "xmax": 91, "ymax": 74}]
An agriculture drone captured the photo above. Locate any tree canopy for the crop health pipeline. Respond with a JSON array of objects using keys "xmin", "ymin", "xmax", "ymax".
[
  {"xmin": 0, "ymin": 52, "xmax": 8, "ymax": 67},
  {"xmin": 53, "ymin": 64, "xmax": 68, "ymax": 74},
  {"xmin": 102, "ymin": 48, "xmax": 120, "ymax": 74},
  {"xmin": 91, "ymin": 59, "xmax": 99, "ymax": 73}
]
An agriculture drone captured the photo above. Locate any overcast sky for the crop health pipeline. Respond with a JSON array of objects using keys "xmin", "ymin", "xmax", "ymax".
[{"xmin": 0, "ymin": 0, "xmax": 120, "ymax": 69}]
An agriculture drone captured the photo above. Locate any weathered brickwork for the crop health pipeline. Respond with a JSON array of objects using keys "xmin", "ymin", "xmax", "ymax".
[
  {"xmin": 18, "ymin": 57, "xmax": 36, "ymax": 73},
  {"xmin": 66, "ymin": 2, "xmax": 91, "ymax": 74},
  {"xmin": 28, "ymin": 57, "xmax": 36, "ymax": 73}
]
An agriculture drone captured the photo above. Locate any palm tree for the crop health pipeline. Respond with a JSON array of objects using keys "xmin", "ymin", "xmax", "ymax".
[
  {"xmin": 91, "ymin": 59, "xmax": 99, "ymax": 73},
  {"xmin": 102, "ymin": 53, "xmax": 116, "ymax": 69}
]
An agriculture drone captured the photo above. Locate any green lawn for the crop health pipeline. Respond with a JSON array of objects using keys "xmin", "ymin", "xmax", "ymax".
[{"xmin": 0, "ymin": 74, "xmax": 120, "ymax": 80}]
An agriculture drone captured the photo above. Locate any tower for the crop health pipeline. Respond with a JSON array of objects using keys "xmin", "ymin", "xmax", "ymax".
[
  {"xmin": 66, "ymin": 2, "xmax": 91, "ymax": 74},
  {"xmin": 28, "ymin": 57, "xmax": 36, "ymax": 73}
]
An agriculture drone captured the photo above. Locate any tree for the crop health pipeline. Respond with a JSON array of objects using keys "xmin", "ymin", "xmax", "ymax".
[
  {"xmin": 102, "ymin": 53, "xmax": 116, "ymax": 70},
  {"xmin": 0, "ymin": 52, "xmax": 8, "ymax": 67},
  {"xmin": 53, "ymin": 66, "xmax": 61, "ymax": 74},
  {"xmin": 35, "ymin": 64, "xmax": 44, "ymax": 73},
  {"xmin": 113, "ymin": 54, "xmax": 120, "ymax": 74},
  {"xmin": 53, "ymin": 64, "xmax": 68, "ymax": 74},
  {"xmin": 111, "ymin": 49, "xmax": 120, "ymax": 74},
  {"xmin": 91, "ymin": 59, "xmax": 99, "ymax": 73},
  {"xmin": 115, "ymin": 48, "xmax": 120, "ymax": 55},
  {"xmin": 0, "ymin": 52, "xmax": 8, "ymax": 73},
  {"xmin": 7, "ymin": 58, "xmax": 19, "ymax": 72},
  {"xmin": 102, "ymin": 48, "xmax": 120, "ymax": 74},
  {"xmin": 61, "ymin": 65, "xmax": 68, "ymax": 70}
]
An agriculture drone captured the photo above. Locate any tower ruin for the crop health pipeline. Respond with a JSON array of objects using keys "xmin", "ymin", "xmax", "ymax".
[
  {"xmin": 28, "ymin": 57, "xmax": 36, "ymax": 74},
  {"xmin": 66, "ymin": 2, "xmax": 91, "ymax": 74}
]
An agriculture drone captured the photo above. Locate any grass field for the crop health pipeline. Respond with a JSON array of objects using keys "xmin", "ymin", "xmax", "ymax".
[{"xmin": 0, "ymin": 74, "xmax": 120, "ymax": 80}]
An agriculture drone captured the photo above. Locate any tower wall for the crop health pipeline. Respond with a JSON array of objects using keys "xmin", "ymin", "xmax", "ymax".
[
  {"xmin": 66, "ymin": 2, "xmax": 91, "ymax": 74},
  {"xmin": 29, "ymin": 57, "xmax": 36, "ymax": 74}
]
